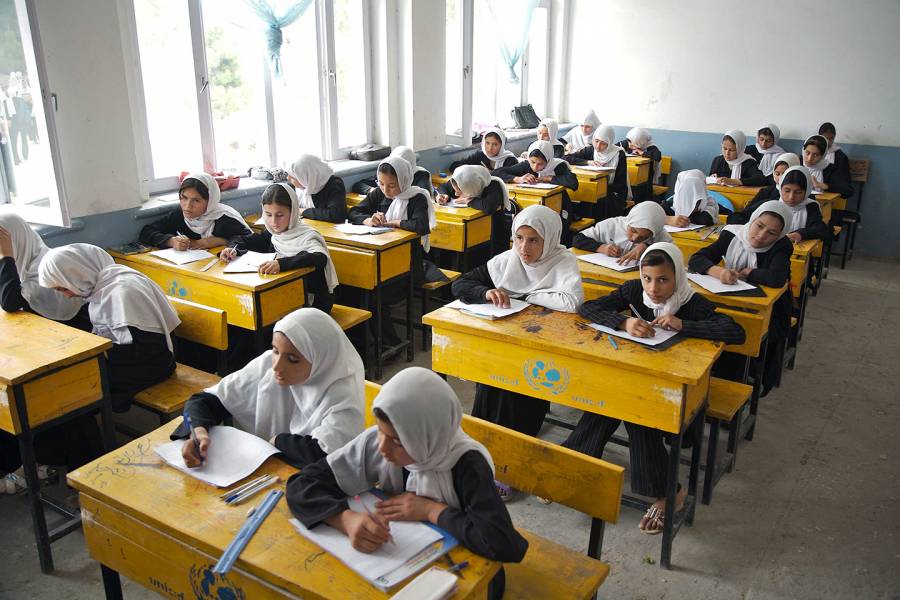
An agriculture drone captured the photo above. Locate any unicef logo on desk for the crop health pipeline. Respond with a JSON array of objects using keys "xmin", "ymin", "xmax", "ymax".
[
  {"xmin": 523, "ymin": 359, "xmax": 570, "ymax": 395},
  {"xmin": 188, "ymin": 564, "xmax": 246, "ymax": 600}
]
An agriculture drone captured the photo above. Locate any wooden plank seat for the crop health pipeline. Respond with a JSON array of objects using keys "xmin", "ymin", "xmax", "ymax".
[{"xmin": 702, "ymin": 377, "xmax": 753, "ymax": 505}]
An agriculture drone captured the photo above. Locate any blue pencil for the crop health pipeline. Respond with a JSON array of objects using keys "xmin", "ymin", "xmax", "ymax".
[{"xmin": 608, "ymin": 335, "xmax": 619, "ymax": 350}]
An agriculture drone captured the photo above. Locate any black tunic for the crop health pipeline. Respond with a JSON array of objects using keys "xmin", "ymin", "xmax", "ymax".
[
  {"xmin": 448, "ymin": 150, "xmax": 518, "ymax": 173},
  {"xmin": 492, "ymin": 159, "xmax": 579, "ymax": 191},
  {"xmin": 435, "ymin": 179, "xmax": 508, "ymax": 258},
  {"xmin": 227, "ymin": 230, "xmax": 334, "ymax": 313},
  {"xmin": 0, "ymin": 256, "xmax": 92, "ymax": 330},
  {"xmin": 616, "ymin": 140, "xmax": 662, "ymax": 187},
  {"xmin": 355, "ymin": 170, "xmax": 433, "ymax": 198},
  {"xmin": 300, "ymin": 175, "xmax": 348, "ymax": 223},
  {"xmin": 662, "ymin": 200, "xmax": 715, "ymax": 226},
  {"xmin": 139, "ymin": 207, "xmax": 249, "ymax": 248},
  {"xmin": 708, "ymin": 155, "xmax": 768, "ymax": 187},
  {"xmin": 822, "ymin": 149, "xmax": 854, "ymax": 199},
  {"xmin": 107, "ymin": 326, "xmax": 176, "ymax": 412},
  {"xmin": 169, "ymin": 391, "xmax": 326, "ymax": 468},
  {"xmin": 728, "ymin": 197, "xmax": 829, "ymax": 241}
]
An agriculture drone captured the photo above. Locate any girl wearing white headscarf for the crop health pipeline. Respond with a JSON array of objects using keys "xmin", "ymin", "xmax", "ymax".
[
  {"xmin": 289, "ymin": 154, "xmax": 347, "ymax": 223},
  {"xmin": 664, "ymin": 169, "xmax": 719, "ymax": 226},
  {"xmin": 453, "ymin": 205, "xmax": 584, "ymax": 439},
  {"xmin": 286, "ymin": 367, "xmax": 528, "ymax": 597},
  {"xmin": 139, "ymin": 172, "xmax": 250, "ymax": 250},
  {"xmin": 440, "ymin": 165, "xmax": 510, "ymax": 257},
  {"xmin": 536, "ymin": 118, "xmax": 565, "ymax": 157},
  {"xmin": 574, "ymin": 201, "xmax": 672, "ymax": 263},
  {"xmin": 708, "ymin": 130, "xmax": 768, "ymax": 187},
  {"xmin": 175, "ymin": 307, "xmax": 364, "ymax": 468},
  {"xmin": 567, "ymin": 242, "xmax": 745, "ymax": 533},
  {"xmin": 727, "ymin": 153, "xmax": 802, "ymax": 224},
  {"xmin": 617, "ymin": 127, "xmax": 664, "ymax": 190},
  {"xmin": 745, "ymin": 124, "xmax": 786, "ymax": 177},
  {"xmin": 776, "ymin": 166, "xmax": 829, "ymax": 242},
  {"xmin": 222, "ymin": 183, "xmax": 337, "ymax": 313},
  {"xmin": 447, "ymin": 127, "xmax": 518, "ymax": 173},
  {"xmin": 389, "ymin": 146, "xmax": 433, "ymax": 194},
  {"xmin": 803, "ymin": 134, "xmax": 853, "ymax": 198},
  {"xmin": 0, "ymin": 212, "xmax": 85, "ymax": 321},
  {"xmin": 816, "ymin": 122, "xmax": 853, "ymax": 198},
  {"xmin": 563, "ymin": 125, "xmax": 629, "ymax": 218},
  {"xmin": 563, "ymin": 109, "xmax": 601, "ymax": 151},
  {"xmin": 38, "ymin": 243, "xmax": 178, "ymax": 412}
]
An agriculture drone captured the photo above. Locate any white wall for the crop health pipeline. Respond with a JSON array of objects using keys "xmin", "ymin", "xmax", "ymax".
[{"xmin": 566, "ymin": 0, "xmax": 900, "ymax": 147}]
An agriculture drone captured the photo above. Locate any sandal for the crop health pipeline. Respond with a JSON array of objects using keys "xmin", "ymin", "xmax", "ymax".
[
  {"xmin": 2, "ymin": 473, "xmax": 27, "ymax": 495},
  {"xmin": 495, "ymin": 480, "xmax": 519, "ymax": 503},
  {"xmin": 639, "ymin": 505, "xmax": 665, "ymax": 535},
  {"xmin": 536, "ymin": 495, "xmax": 552, "ymax": 505}
]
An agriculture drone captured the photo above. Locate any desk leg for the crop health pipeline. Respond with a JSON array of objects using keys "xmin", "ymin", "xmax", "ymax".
[
  {"xmin": 686, "ymin": 408, "xmax": 704, "ymax": 526},
  {"xmin": 746, "ymin": 340, "xmax": 768, "ymax": 442},
  {"xmin": 373, "ymin": 286, "xmax": 383, "ymax": 380},
  {"xmin": 660, "ymin": 428, "xmax": 682, "ymax": 570},
  {"xmin": 101, "ymin": 564, "xmax": 124, "ymax": 600},
  {"xmin": 98, "ymin": 357, "xmax": 117, "ymax": 451},
  {"xmin": 406, "ymin": 270, "xmax": 414, "ymax": 362},
  {"xmin": 13, "ymin": 384, "xmax": 54, "ymax": 574}
]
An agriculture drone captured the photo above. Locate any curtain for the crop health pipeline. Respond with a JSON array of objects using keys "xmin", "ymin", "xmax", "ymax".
[
  {"xmin": 486, "ymin": 0, "xmax": 540, "ymax": 83},
  {"xmin": 243, "ymin": 0, "xmax": 314, "ymax": 77}
]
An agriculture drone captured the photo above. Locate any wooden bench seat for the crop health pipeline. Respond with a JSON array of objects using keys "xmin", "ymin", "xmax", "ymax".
[
  {"xmin": 570, "ymin": 217, "xmax": 596, "ymax": 233},
  {"xmin": 504, "ymin": 530, "xmax": 610, "ymax": 600},
  {"xmin": 330, "ymin": 304, "xmax": 372, "ymax": 331},
  {"xmin": 703, "ymin": 377, "xmax": 753, "ymax": 505}
]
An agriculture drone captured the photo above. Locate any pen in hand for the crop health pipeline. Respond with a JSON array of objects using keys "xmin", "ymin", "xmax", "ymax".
[{"xmin": 356, "ymin": 495, "xmax": 396, "ymax": 546}]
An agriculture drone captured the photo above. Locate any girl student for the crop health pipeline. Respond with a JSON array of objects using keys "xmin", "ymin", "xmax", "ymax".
[
  {"xmin": 565, "ymin": 243, "xmax": 745, "ymax": 534},
  {"xmin": 563, "ymin": 125, "xmax": 628, "ymax": 219},
  {"xmin": 817, "ymin": 121, "xmax": 853, "ymax": 198},
  {"xmin": 663, "ymin": 169, "xmax": 719, "ymax": 227},
  {"xmin": 355, "ymin": 146, "xmax": 433, "ymax": 197},
  {"xmin": 726, "ymin": 152, "xmax": 801, "ymax": 216},
  {"xmin": 221, "ymin": 183, "xmax": 338, "ymax": 314},
  {"xmin": 688, "ymin": 200, "xmax": 794, "ymax": 396},
  {"xmin": 38, "ymin": 244, "xmax": 179, "ymax": 412},
  {"xmin": 617, "ymin": 126, "xmax": 663, "ymax": 188},
  {"xmin": 447, "ymin": 127, "xmax": 518, "ymax": 173},
  {"xmin": 803, "ymin": 134, "xmax": 853, "ymax": 198},
  {"xmin": 288, "ymin": 154, "xmax": 347, "ymax": 223},
  {"xmin": 563, "ymin": 109, "xmax": 601, "ymax": 152},
  {"xmin": 176, "ymin": 307, "xmax": 364, "ymax": 469},
  {"xmin": 140, "ymin": 172, "xmax": 250, "ymax": 250},
  {"xmin": 286, "ymin": 367, "xmax": 528, "ymax": 600},
  {"xmin": 573, "ymin": 200, "xmax": 673, "ymax": 264},
  {"xmin": 434, "ymin": 165, "xmax": 511, "ymax": 258},
  {"xmin": 520, "ymin": 118, "xmax": 566, "ymax": 158},
  {"xmin": 451, "ymin": 205, "xmax": 583, "ymax": 470},
  {"xmin": 708, "ymin": 130, "xmax": 768, "ymax": 187},
  {"xmin": 745, "ymin": 124, "xmax": 786, "ymax": 179}
]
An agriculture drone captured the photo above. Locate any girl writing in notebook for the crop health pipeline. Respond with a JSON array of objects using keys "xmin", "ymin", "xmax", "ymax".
[
  {"xmin": 564, "ymin": 125, "xmax": 628, "ymax": 218},
  {"xmin": 745, "ymin": 124, "xmax": 786, "ymax": 179},
  {"xmin": 708, "ymin": 130, "xmax": 768, "ymax": 187},
  {"xmin": 288, "ymin": 154, "xmax": 347, "ymax": 223},
  {"xmin": 38, "ymin": 244, "xmax": 179, "ymax": 412},
  {"xmin": 176, "ymin": 308, "xmax": 364, "ymax": 468},
  {"xmin": 435, "ymin": 165, "xmax": 511, "ymax": 258},
  {"xmin": 286, "ymin": 367, "xmax": 528, "ymax": 599},
  {"xmin": 448, "ymin": 127, "xmax": 518, "ymax": 173},
  {"xmin": 563, "ymin": 109, "xmax": 601, "ymax": 152},
  {"xmin": 663, "ymin": 169, "xmax": 719, "ymax": 227},
  {"xmin": 573, "ymin": 200, "xmax": 672, "ymax": 263},
  {"xmin": 139, "ymin": 172, "xmax": 250, "ymax": 250},
  {"xmin": 221, "ymin": 183, "xmax": 337, "ymax": 313},
  {"xmin": 566, "ymin": 243, "xmax": 745, "ymax": 533}
]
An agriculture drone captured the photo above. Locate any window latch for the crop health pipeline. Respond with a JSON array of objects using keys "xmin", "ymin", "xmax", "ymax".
[{"xmin": 199, "ymin": 77, "xmax": 209, "ymax": 94}]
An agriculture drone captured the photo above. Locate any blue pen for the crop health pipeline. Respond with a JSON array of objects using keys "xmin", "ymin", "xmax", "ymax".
[
  {"xmin": 608, "ymin": 335, "xmax": 619, "ymax": 350},
  {"xmin": 448, "ymin": 560, "xmax": 469, "ymax": 573},
  {"xmin": 184, "ymin": 413, "xmax": 203, "ymax": 466}
]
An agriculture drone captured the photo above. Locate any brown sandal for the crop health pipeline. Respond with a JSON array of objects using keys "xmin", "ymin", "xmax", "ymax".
[{"xmin": 639, "ymin": 505, "xmax": 665, "ymax": 535}]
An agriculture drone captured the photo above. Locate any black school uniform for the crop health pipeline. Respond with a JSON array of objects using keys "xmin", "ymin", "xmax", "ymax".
[
  {"xmin": 825, "ymin": 149, "xmax": 854, "ymax": 199},
  {"xmin": 107, "ymin": 326, "xmax": 176, "ymax": 412},
  {"xmin": 729, "ymin": 197, "xmax": 829, "ymax": 241},
  {"xmin": 451, "ymin": 265, "xmax": 550, "ymax": 435},
  {"xmin": 708, "ymin": 155, "xmax": 768, "ymax": 187},
  {"xmin": 300, "ymin": 175, "xmax": 348, "ymax": 223},
  {"xmin": 0, "ymin": 256, "xmax": 93, "ymax": 329},
  {"xmin": 617, "ymin": 140, "xmax": 662, "ymax": 200},
  {"xmin": 355, "ymin": 170, "xmax": 433, "ymax": 198},
  {"xmin": 564, "ymin": 146, "xmax": 629, "ymax": 219},
  {"xmin": 563, "ymin": 280, "xmax": 745, "ymax": 496},
  {"xmin": 286, "ymin": 451, "xmax": 528, "ymax": 600},
  {"xmin": 448, "ymin": 150, "xmax": 518, "ymax": 173},
  {"xmin": 139, "ymin": 207, "xmax": 248, "ymax": 248},
  {"xmin": 169, "ymin": 392, "xmax": 326, "ymax": 468},
  {"xmin": 436, "ymin": 179, "xmax": 509, "ymax": 258},
  {"xmin": 227, "ymin": 230, "xmax": 334, "ymax": 313}
]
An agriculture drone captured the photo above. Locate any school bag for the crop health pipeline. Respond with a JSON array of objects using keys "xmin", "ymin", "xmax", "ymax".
[{"xmin": 510, "ymin": 104, "xmax": 540, "ymax": 129}]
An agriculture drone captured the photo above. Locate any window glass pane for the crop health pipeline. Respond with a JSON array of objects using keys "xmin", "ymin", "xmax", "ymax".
[
  {"xmin": 277, "ymin": 7, "xmax": 322, "ymax": 162},
  {"xmin": 526, "ymin": 7, "xmax": 548, "ymax": 117},
  {"xmin": 202, "ymin": 0, "xmax": 269, "ymax": 173},
  {"xmin": 333, "ymin": 0, "xmax": 366, "ymax": 150},
  {"xmin": 133, "ymin": 0, "xmax": 202, "ymax": 179},
  {"xmin": 444, "ymin": 0, "xmax": 462, "ymax": 137},
  {"xmin": 472, "ymin": 1, "xmax": 520, "ymax": 130}
]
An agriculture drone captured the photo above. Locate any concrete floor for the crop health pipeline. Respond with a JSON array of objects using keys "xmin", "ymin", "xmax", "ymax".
[{"xmin": 2, "ymin": 257, "xmax": 898, "ymax": 599}]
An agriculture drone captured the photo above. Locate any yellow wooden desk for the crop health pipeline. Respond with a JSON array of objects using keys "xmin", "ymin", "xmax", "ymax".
[
  {"xmin": 432, "ymin": 174, "xmax": 565, "ymax": 214},
  {"xmin": 625, "ymin": 156, "xmax": 650, "ymax": 187},
  {"xmin": 0, "ymin": 311, "xmax": 116, "ymax": 573},
  {"xmin": 569, "ymin": 167, "xmax": 609, "ymax": 206},
  {"xmin": 68, "ymin": 423, "xmax": 498, "ymax": 600},
  {"xmin": 706, "ymin": 184, "xmax": 763, "ymax": 211}
]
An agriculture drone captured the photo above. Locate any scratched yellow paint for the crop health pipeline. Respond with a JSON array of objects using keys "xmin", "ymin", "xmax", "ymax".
[{"xmin": 569, "ymin": 170, "xmax": 609, "ymax": 204}]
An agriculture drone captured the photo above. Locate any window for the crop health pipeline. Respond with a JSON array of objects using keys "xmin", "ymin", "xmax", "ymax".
[
  {"xmin": 0, "ymin": 0, "xmax": 70, "ymax": 225},
  {"xmin": 129, "ymin": 0, "xmax": 371, "ymax": 195}
]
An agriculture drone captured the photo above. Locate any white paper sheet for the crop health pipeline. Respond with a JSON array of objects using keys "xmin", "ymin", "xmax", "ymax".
[
  {"xmin": 448, "ymin": 200, "xmax": 471, "ymax": 208},
  {"xmin": 513, "ymin": 182, "xmax": 557, "ymax": 189},
  {"xmin": 149, "ymin": 248, "xmax": 215, "ymax": 265},
  {"xmin": 222, "ymin": 251, "xmax": 277, "ymax": 273},
  {"xmin": 664, "ymin": 223, "xmax": 706, "ymax": 233},
  {"xmin": 334, "ymin": 223, "xmax": 393, "ymax": 235},
  {"xmin": 687, "ymin": 272, "xmax": 757, "ymax": 293},
  {"xmin": 576, "ymin": 252, "xmax": 639, "ymax": 271},
  {"xmin": 576, "ymin": 165, "xmax": 617, "ymax": 172},
  {"xmin": 589, "ymin": 322, "xmax": 680, "ymax": 347},
  {"xmin": 289, "ymin": 493, "xmax": 443, "ymax": 587},
  {"xmin": 810, "ymin": 189, "xmax": 823, "ymax": 195},
  {"xmin": 706, "ymin": 176, "xmax": 739, "ymax": 187},
  {"xmin": 445, "ymin": 298, "xmax": 530, "ymax": 319},
  {"xmin": 153, "ymin": 426, "xmax": 279, "ymax": 487}
]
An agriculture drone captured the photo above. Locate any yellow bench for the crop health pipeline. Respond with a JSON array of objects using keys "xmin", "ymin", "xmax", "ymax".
[
  {"xmin": 421, "ymin": 269, "xmax": 461, "ymax": 350},
  {"xmin": 703, "ymin": 377, "xmax": 753, "ymax": 505},
  {"xmin": 570, "ymin": 217, "xmax": 596, "ymax": 233},
  {"xmin": 330, "ymin": 304, "xmax": 373, "ymax": 376}
]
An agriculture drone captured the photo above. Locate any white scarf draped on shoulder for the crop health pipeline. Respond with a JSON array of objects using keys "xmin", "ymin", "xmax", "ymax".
[
  {"xmin": 290, "ymin": 155, "xmax": 335, "ymax": 210},
  {"xmin": 380, "ymin": 156, "xmax": 436, "ymax": 251},
  {"xmin": 181, "ymin": 172, "xmax": 251, "ymax": 237},
  {"xmin": 640, "ymin": 242, "xmax": 695, "ymax": 317},
  {"xmin": 777, "ymin": 165, "xmax": 815, "ymax": 232},
  {"xmin": 723, "ymin": 130, "xmax": 755, "ymax": 180},
  {"xmin": 722, "ymin": 200, "xmax": 793, "ymax": 270},
  {"xmin": 451, "ymin": 165, "xmax": 510, "ymax": 211},
  {"xmin": 754, "ymin": 124, "xmax": 785, "ymax": 176},
  {"xmin": 480, "ymin": 127, "xmax": 516, "ymax": 169}
]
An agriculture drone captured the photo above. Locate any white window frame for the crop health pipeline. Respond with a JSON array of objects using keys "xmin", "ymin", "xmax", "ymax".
[{"xmin": 127, "ymin": 0, "xmax": 371, "ymax": 196}]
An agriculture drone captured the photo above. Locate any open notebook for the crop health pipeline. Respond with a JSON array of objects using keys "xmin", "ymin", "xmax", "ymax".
[
  {"xmin": 150, "ymin": 248, "xmax": 215, "ymax": 265},
  {"xmin": 445, "ymin": 298, "xmax": 530, "ymax": 320},
  {"xmin": 222, "ymin": 251, "xmax": 277, "ymax": 273},
  {"xmin": 576, "ymin": 252, "xmax": 639, "ymax": 272}
]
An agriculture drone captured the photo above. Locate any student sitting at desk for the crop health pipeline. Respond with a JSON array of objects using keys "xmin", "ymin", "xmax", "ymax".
[
  {"xmin": 286, "ymin": 367, "xmax": 528, "ymax": 600},
  {"xmin": 573, "ymin": 200, "xmax": 672, "ymax": 263},
  {"xmin": 563, "ymin": 109, "xmax": 601, "ymax": 152},
  {"xmin": 355, "ymin": 146, "xmax": 433, "ymax": 197},
  {"xmin": 564, "ymin": 125, "xmax": 628, "ymax": 218},
  {"xmin": 435, "ymin": 165, "xmax": 511, "ymax": 258},
  {"xmin": 689, "ymin": 200, "xmax": 794, "ymax": 396},
  {"xmin": 727, "ymin": 152, "xmax": 801, "ymax": 215},
  {"xmin": 663, "ymin": 169, "xmax": 719, "ymax": 226},
  {"xmin": 288, "ymin": 154, "xmax": 347, "ymax": 223},
  {"xmin": 566, "ymin": 243, "xmax": 745, "ymax": 534},
  {"xmin": 174, "ymin": 308, "xmax": 364, "ymax": 468},
  {"xmin": 709, "ymin": 130, "xmax": 768, "ymax": 187},
  {"xmin": 617, "ymin": 126, "xmax": 662, "ymax": 186},
  {"xmin": 139, "ymin": 172, "xmax": 250, "ymax": 250},
  {"xmin": 817, "ymin": 122, "xmax": 853, "ymax": 199},
  {"xmin": 744, "ymin": 124, "xmax": 785, "ymax": 180},
  {"xmin": 520, "ymin": 118, "xmax": 565, "ymax": 158},
  {"xmin": 803, "ymin": 134, "xmax": 853, "ymax": 198},
  {"xmin": 447, "ymin": 127, "xmax": 518, "ymax": 173},
  {"xmin": 221, "ymin": 183, "xmax": 337, "ymax": 313},
  {"xmin": 38, "ymin": 243, "xmax": 179, "ymax": 412}
]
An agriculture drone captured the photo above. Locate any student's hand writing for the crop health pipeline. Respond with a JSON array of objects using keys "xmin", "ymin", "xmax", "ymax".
[
  {"xmin": 258, "ymin": 260, "xmax": 281, "ymax": 275},
  {"xmin": 436, "ymin": 193, "xmax": 450, "ymax": 205},
  {"xmin": 514, "ymin": 174, "xmax": 538, "ymax": 185},
  {"xmin": 485, "ymin": 288, "xmax": 511, "ymax": 308},
  {"xmin": 624, "ymin": 317, "xmax": 656, "ymax": 338},
  {"xmin": 786, "ymin": 232, "xmax": 802, "ymax": 243},
  {"xmin": 181, "ymin": 426, "xmax": 209, "ymax": 467},
  {"xmin": 666, "ymin": 215, "xmax": 691, "ymax": 228},
  {"xmin": 617, "ymin": 243, "xmax": 646, "ymax": 264},
  {"xmin": 600, "ymin": 243, "xmax": 622, "ymax": 257},
  {"xmin": 0, "ymin": 226, "xmax": 13, "ymax": 258},
  {"xmin": 376, "ymin": 492, "xmax": 446, "ymax": 523},
  {"xmin": 219, "ymin": 247, "xmax": 238, "ymax": 261},
  {"xmin": 588, "ymin": 160, "xmax": 603, "ymax": 167},
  {"xmin": 330, "ymin": 510, "xmax": 392, "ymax": 553},
  {"xmin": 365, "ymin": 212, "xmax": 387, "ymax": 227},
  {"xmin": 169, "ymin": 235, "xmax": 191, "ymax": 251},
  {"xmin": 714, "ymin": 267, "xmax": 739, "ymax": 284},
  {"xmin": 652, "ymin": 315, "xmax": 683, "ymax": 331}
]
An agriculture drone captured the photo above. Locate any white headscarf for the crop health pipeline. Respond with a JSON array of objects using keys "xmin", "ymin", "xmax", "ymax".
[
  {"xmin": 451, "ymin": 165, "xmax": 510, "ymax": 211},
  {"xmin": 326, "ymin": 367, "xmax": 492, "ymax": 509},
  {"xmin": 380, "ymin": 156, "xmax": 437, "ymax": 252},
  {"xmin": 564, "ymin": 110, "xmax": 601, "ymax": 150},
  {"xmin": 290, "ymin": 155, "xmax": 334, "ymax": 210},
  {"xmin": 263, "ymin": 183, "xmax": 338, "ymax": 292},
  {"xmin": 538, "ymin": 118, "xmax": 564, "ymax": 149},
  {"xmin": 754, "ymin": 124, "xmax": 786, "ymax": 176},
  {"xmin": 777, "ymin": 165, "xmax": 815, "ymax": 232},
  {"xmin": 821, "ymin": 126, "xmax": 842, "ymax": 161},
  {"xmin": 526, "ymin": 140, "xmax": 564, "ymax": 178},
  {"xmin": 722, "ymin": 200, "xmax": 793, "ymax": 270},
  {"xmin": 486, "ymin": 204, "xmax": 583, "ymax": 311},
  {"xmin": 640, "ymin": 242, "xmax": 695, "ymax": 317},
  {"xmin": 205, "ymin": 307, "xmax": 364, "ymax": 453},
  {"xmin": 390, "ymin": 146, "xmax": 432, "ymax": 192},
  {"xmin": 480, "ymin": 127, "xmax": 516, "ymax": 169},
  {"xmin": 0, "ymin": 212, "xmax": 85, "ymax": 320},
  {"xmin": 803, "ymin": 135, "xmax": 831, "ymax": 182},
  {"xmin": 773, "ymin": 152, "xmax": 801, "ymax": 174},
  {"xmin": 587, "ymin": 201, "xmax": 672, "ymax": 249},
  {"xmin": 38, "ymin": 244, "xmax": 180, "ymax": 350},
  {"xmin": 673, "ymin": 169, "xmax": 718, "ymax": 221},
  {"xmin": 591, "ymin": 125, "xmax": 624, "ymax": 184},
  {"xmin": 626, "ymin": 127, "xmax": 653, "ymax": 151},
  {"xmin": 180, "ymin": 173, "xmax": 250, "ymax": 237},
  {"xmin": 723, "ymin": 130, "xmax": 755, "ymax": 181}
]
